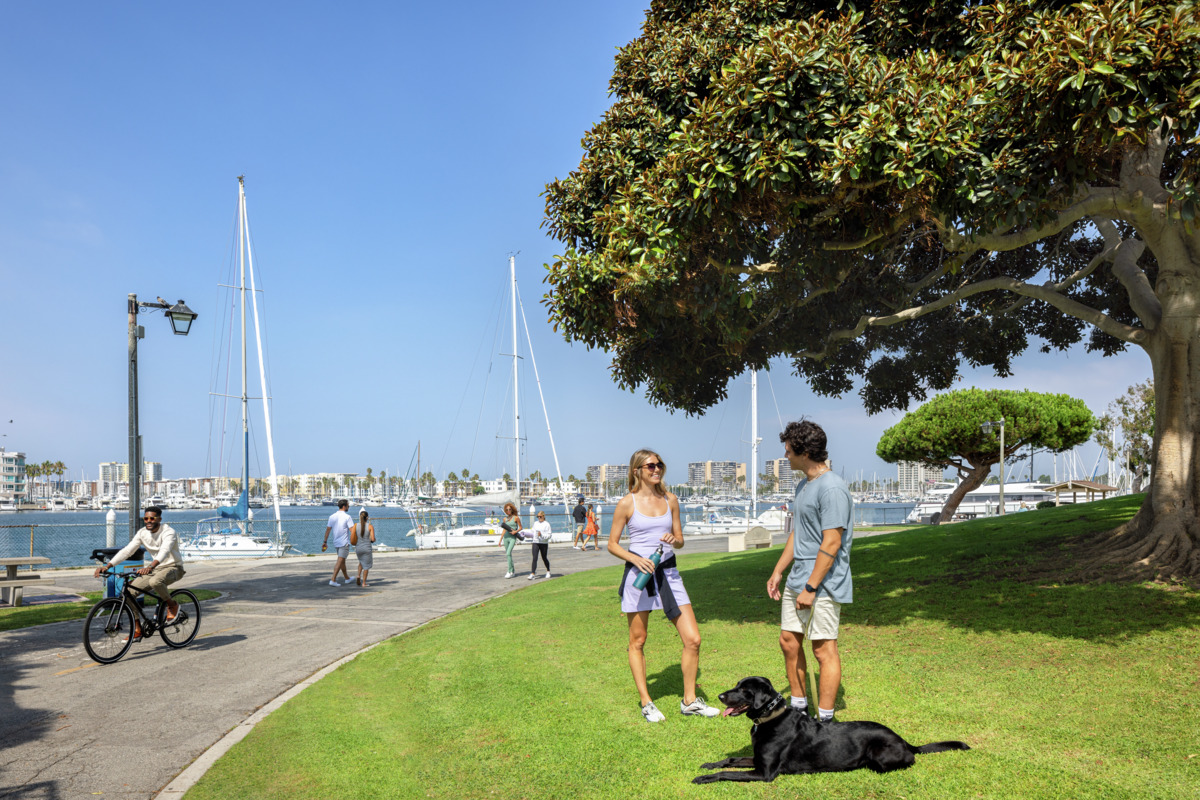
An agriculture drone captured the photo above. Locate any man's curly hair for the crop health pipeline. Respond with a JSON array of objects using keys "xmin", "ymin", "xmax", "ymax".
[{"xmin": 779, "ymin": 420, "xmax": 828, "ymax": 463}]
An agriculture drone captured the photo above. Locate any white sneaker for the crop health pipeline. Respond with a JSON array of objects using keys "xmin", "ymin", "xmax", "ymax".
[
  {"xmin": 504, "ymin": 571, "xmax": 516, "ymax": 579},
  {"xmin": 328, "ymin": 580, "xmax": 340, "ymax": 587},
  {"xmin": 641, "ymin": 701, "xmax": 666, "ymax": 723},
  {"xmin": 528, "ymin": 573, "xmax": 537, "ymax": 580},
  {"xmin": 680, "ymin": 698, "xmax": 720, "ymax": 717},
  {"xmin": 342, "ymin": 579, "xmax": 354, "ymax": 585},
  {"xmin": 542, "ymin": 572, "xmax": 552, "ymax": 579}
]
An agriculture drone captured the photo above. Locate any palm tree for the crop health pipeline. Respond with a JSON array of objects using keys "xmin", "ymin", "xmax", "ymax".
[
  {"xmin": 24, "ymin": 462, "xmax": 39, "ymax": 501},
  {"xmin": 379, "ymin": 469, "xmax": 387, "ymax": 500}
]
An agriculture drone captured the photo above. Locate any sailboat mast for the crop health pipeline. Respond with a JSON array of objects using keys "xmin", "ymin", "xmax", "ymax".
[
  {"xmin": 240, "ymin": 178, "xmax": 283, "ymax": 525},
  {"xmin": 515, "ymin": 282, "xmax": 570, "ymax": 521},
  {"xmin": 511, "ymin": 255, "xmax": 520, "ymax": 502},
  {"xmin": 238, "ymin": 178, "xmax": 249, "ymax": 512},
  {"xmin": 751, "ymin": 371, "xmax": 758, "ymax": 520}
]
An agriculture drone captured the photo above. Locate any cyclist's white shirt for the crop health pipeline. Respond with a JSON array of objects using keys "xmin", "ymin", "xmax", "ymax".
[{"xmin": 110, "ymin": 523, "xmax": 183, "ymax": 569}]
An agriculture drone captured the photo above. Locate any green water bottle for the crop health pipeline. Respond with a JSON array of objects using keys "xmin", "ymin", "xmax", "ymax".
[{"xmin": 632, "ymin": 544, "xmax": 663, "ymax": 590}]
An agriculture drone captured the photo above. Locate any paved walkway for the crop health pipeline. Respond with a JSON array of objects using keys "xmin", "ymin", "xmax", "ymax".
[{"xmin": 0, "ymin": 536, "xmax": 758, "ymax": 799}]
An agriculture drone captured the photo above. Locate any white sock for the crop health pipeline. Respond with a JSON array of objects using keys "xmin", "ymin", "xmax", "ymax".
[
  {"xmin": 790, "ymin": 696, "xmax": 807, "ymax": 710},
  {"xmin": 818, "ymin": 707, "xmax": 834, "ymax": 721}
]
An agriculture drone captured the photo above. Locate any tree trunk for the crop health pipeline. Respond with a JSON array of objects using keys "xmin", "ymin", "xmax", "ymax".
[
  {"xmin": 937, "ymin": 461, "xmax": 992, "ymax": 524},
  {"xmin": 1088, "ymin": 244, "xmax": 1200, "ymax": 580}
]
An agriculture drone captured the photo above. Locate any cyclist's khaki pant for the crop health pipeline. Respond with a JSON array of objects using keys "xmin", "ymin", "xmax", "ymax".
[{"xmin": 130, "ymin": 564, "xmax": 185, "ymax": 604}]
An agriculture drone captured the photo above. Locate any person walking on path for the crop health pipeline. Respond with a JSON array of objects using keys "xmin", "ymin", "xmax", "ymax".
[
  {"xmin": 572, "ymin": 497, "xmax": 588, "ymax": 549},
  {"xmin": 323, "ymin": 499, "xmax": 354, "ymax": 586},
  {"xmin": 766, "ymin": 420, "xmax": 854, "ymax": 724},
  {"xmin": 500, "ymin": 501, "xmax": 523, "ymax": 578},
  {"xmin": 528, "ymin": 510, "xmax": 553, "ymax": 580},
  {"xmin": 92, "ymin": 505, "xmax": 185, "ymax": 640},
  {"xmin": 582, "ymin": 504, "xmax": 600, "ymax": 551},
  {"xmin": 608, "ymin": 449, "xmax": 720, "ymax": 723},
  {"xmin": 351, "ymin": 508, "xmax": 376, "ymax": 586}
]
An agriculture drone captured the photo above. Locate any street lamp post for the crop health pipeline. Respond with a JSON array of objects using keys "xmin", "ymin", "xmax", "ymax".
[
  {"xmin": 981, "ymin": 416, "xmax": 1006, "ymax": 515},
  {"xmin": 127, "ymin": 294, "xmax": 197, "ymax": 540}
]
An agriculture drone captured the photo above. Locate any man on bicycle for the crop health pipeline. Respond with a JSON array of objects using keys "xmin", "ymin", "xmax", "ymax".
[{"xmin": 92, "ymin": 506, "xmax": 186, "ymax": 638}]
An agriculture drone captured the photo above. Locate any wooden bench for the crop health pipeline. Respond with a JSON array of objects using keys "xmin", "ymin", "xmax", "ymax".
[
  {"xmin": 728, "ymin": 525, "xmax": 773, "ymax": 552},
  {"xmin": 1, "ymin": 556, "xmax": 54, "ymax": 607}
]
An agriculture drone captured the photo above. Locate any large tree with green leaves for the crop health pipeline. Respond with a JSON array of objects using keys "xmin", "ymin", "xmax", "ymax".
[
  {"xmin": 877, "ymin": 388, "xmax": 1094, "ymax": 521},
  {"xmin": 543, "ymin": 0, "xmax": 1199, "ymax": 578}
]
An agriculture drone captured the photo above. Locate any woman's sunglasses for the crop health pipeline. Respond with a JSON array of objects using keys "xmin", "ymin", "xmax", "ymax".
[{"xmin": 640, "ymin": 461, "xmax": 665, "ymax": 472}]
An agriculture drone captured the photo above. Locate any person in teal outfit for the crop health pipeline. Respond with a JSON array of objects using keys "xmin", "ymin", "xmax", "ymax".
[{"xmin": 500, "ymin": 501, "xmax": 523, "ymax": 578}]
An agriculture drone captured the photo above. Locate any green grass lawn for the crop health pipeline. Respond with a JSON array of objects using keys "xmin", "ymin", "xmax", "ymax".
[
  {"xmin": 0, "ymin": 587, "xmax": 221, "ymax": 631},
  {"xmin": 187, "ymin": 496, "xmax": 1200, "ymax": 799}
]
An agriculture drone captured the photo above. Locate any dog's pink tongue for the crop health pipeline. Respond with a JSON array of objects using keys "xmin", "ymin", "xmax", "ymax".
[{"xmin": 721, "ymin": 707, "xmax": 735, "ymax": 717}]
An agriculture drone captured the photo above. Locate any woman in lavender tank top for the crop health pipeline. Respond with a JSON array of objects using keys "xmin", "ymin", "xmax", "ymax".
[{"xmin": 607, "ymin": 449, "xmax": 720, "ymax": 723}]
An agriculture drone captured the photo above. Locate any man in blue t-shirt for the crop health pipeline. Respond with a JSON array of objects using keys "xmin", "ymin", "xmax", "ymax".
[{"xmin": 766, "ymin": 420, "xmax": 853, "ymax": 723}]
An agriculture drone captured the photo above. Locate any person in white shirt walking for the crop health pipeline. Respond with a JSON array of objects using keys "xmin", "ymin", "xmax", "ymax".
[
  {"xmin": 322, "ymin": 499, "xmax": 354, "ymax": 586},
  {"xmin": 528, "ymin": 510, "xmax": 553, "ymax": 579},
  {"xmin": 92, "ymin": 506, "xmax": 185, "ymax": 640}
]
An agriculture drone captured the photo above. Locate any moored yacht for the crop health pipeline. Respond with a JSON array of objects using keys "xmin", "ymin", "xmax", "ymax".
[{"xmin": 906, "ymin": 481, "xmax": 1067, "ymax": 523}]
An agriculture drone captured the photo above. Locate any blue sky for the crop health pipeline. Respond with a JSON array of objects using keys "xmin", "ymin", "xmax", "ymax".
[{"xmin": 0, "ymin": 2, "xmax": 1151, "ymax": 487}]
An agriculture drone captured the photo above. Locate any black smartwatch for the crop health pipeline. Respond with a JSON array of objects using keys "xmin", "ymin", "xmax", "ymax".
[{"xmin": 804, "ymin": 583, "xmax": 818, "ymax": 594}]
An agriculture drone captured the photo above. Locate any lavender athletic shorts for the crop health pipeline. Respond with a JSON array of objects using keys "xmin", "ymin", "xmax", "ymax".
[{"xmin": 620, "ymin": 565, "xmax": 691, "ymax": 614}]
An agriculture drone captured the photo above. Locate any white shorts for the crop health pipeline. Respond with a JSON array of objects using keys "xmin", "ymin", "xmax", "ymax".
[{"xmin": 781, "ymin": 586, "xmax": 841, "ymax": 639}]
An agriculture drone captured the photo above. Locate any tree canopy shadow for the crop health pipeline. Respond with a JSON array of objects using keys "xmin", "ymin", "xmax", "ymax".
[{"xmin": 683, "ymin": 496, "xmax": 1200, "ymax": 644}]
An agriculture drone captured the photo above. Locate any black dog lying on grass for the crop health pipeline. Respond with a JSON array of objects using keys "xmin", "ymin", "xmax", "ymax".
[{"xmin": 693, "ymin": 676, "xmax": 969, "ymax": 783}]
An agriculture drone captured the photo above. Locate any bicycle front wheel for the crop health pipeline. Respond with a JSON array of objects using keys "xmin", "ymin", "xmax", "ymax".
[
  {"xmin": 159, "ymin": 589, "xmax": 200, "ymax": 648},
  {"xmin": 84, "ymin": 598, "xmax": 135, "ymax": 664}
]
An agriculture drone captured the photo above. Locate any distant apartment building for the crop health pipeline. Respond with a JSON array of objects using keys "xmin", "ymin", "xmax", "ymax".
[
  {"xmin": 144, "ymin": 461, "xmax": 163, "ymax": 482},
  {"xmin": 687, "ymin": 460, "xmax": 744, "ymax": 491},
  {"xmin": 898, "ymin": 461, "xmax": 944, "ymax": 496},
  {"xmin": 763, "ymin": 457, "xmax": 796, "ymax": 493},
  {"xmin": 587, "ymin": 464, "xmax": 629, "ymax": 495},
  {"xmin": 1, "ymin": 448, "xmax": 26, "ymax": 502},
  {"xmin": 98, "ymin": 461, "xmax": 128, "ymax": 496}
]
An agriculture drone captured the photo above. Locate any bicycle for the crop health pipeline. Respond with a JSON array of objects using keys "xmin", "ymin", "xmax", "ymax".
[{"xmin": 84, "ymin": 559, "xmax": 201, "ymax": 664}]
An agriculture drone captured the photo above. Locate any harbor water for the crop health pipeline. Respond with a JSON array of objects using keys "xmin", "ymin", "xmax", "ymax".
[{"xmin": 0, "ymin": 502, "xmax": 915, "ymax": 568}]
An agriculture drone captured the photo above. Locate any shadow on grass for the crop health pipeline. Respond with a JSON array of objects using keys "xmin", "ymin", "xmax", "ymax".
[{"xmin": 684, "ymin": 495, "xmax": 1200, "ymax": 644}]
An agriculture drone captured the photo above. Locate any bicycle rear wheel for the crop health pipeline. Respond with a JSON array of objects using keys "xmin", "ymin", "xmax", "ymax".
[
  {"xmin": 84, "ymin": 598, "xmax": 135, "ymax": 664},
  {"xmin": 159, "ymin": 589, "xmax": 200, "ymax": 648}
]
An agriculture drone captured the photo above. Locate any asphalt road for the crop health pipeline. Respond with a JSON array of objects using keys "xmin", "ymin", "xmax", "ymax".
[{"xmin": 0, "ymin": 535, "xmax": 760, "ymax": 800}]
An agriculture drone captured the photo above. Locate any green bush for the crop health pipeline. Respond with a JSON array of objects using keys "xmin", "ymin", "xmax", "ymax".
[{"xmin": 1036, "ymin": 500, "xmax": 1056, "ymax": 509}]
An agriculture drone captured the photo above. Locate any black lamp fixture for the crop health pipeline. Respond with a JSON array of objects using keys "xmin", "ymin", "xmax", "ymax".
[{"xmin": 166, "ymin": 300, "xmax": 198, "ymax": 336}]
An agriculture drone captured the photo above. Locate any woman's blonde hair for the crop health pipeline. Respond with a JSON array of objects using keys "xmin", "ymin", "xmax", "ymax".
[{"xmin": 627, "ymin": 448, "xmax": 667, "ymax": 497}]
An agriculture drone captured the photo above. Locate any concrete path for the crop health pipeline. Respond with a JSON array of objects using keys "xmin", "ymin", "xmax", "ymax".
[{"xmin": 0, "ymin": 535, "xmax": 756, "ymax": 800}]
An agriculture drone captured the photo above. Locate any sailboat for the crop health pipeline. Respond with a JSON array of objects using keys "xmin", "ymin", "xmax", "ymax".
[
  {"xmin": 410, "ymin": 256, "xmax": 573, "ymax": 549},
  {"xmin": 684, "ymin": 371, "xmax": 788, "ymax": 536},
  {"xmin": 182, "ymin": 177, "xmax": 290, "ymax": 559}
]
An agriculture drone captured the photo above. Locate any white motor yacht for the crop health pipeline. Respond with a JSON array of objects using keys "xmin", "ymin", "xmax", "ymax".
[
  {"xmin": 684, "ymin": 507, "xmax": 788, "ymax": 536},
  {"xmin": 906, "ymin": 481, "xmax": 1067, "ymax": 522}
]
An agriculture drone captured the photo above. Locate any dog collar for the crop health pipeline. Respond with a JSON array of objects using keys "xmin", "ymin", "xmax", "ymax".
[{"xmin": 750, "ymin": 693, "xmax": 787, "ymax": 726}]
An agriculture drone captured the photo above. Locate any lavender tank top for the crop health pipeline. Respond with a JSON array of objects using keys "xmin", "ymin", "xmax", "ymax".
[{"xmin": 626, "ymin": 497, "xmax": 675, "ymax": 559}]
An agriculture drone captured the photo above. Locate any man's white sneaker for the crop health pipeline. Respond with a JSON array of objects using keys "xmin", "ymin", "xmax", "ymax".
[
  {"xmin": 680, "ymin": 698, "xmax": 720, "ymax": 717},
  {"xmin": 328, "ymin": 580, "xmax": 340, "ymax": 587},
  {"xmin": 641, "ymin": 701, "xmax": 666, "ymax": 723},
  {"xmin": 504, "ymin": 571, "xmax": 516, "ymax": 579}
]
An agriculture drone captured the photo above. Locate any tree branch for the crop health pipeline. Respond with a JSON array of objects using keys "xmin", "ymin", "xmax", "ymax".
[
  {"xmin": 940, "ymin": 188, "xmax": 1123, "ymax": 254},
  {"xmin": 795, "ymin": 275, "xmax": 1146, "ymax": 361}
]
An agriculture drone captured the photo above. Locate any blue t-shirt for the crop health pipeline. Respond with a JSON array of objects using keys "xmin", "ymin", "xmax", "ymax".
[{"xmin": 787, "ymin": 470, "xmax": 854, "ymax": 603}]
